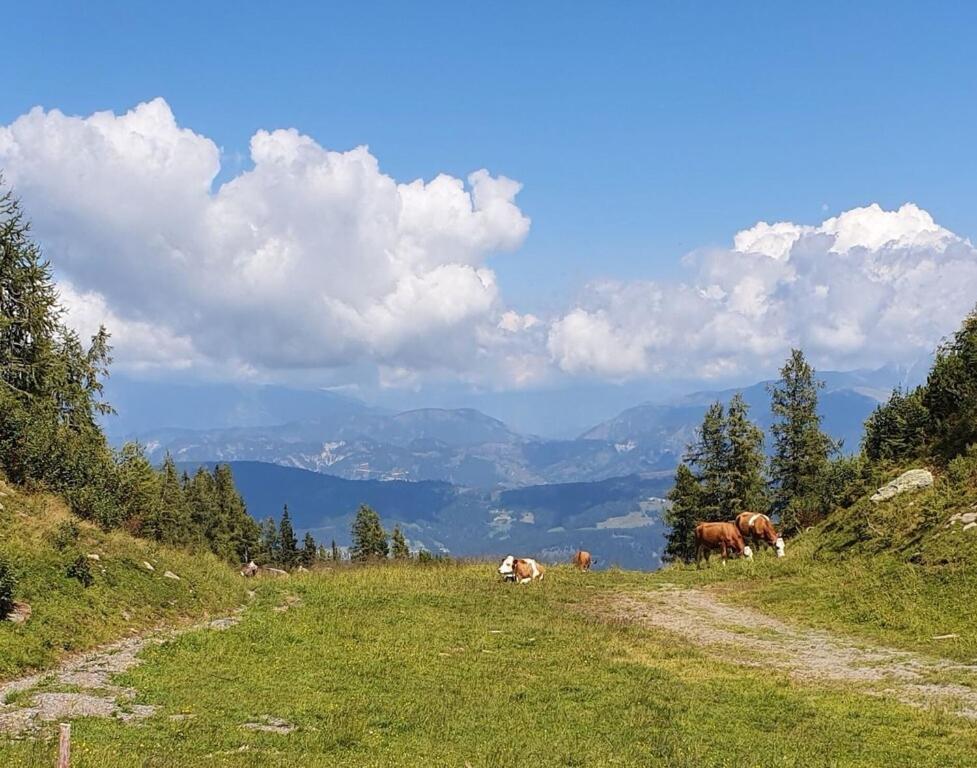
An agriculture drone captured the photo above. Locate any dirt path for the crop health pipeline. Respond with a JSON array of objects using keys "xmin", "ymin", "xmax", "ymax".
[
  {"xmin": 0, "ymin": 613, "xmax": 243, "ymax": 736},
  {"xmin": 600, "ymin": 586, "xmax": 977, "ymax": 719}
]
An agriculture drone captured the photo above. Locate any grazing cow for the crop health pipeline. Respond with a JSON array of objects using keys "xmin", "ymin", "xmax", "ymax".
[
  {"xmin": 498, "ymin": 555, "xmax": 545, "ymax": 583},
  {"xmin": 735, "ymin": 512, "xmax": 785, "ymax": 557},
  {"xmin": 572, "ymin": 550, "xmax": 592, "ymax": 571},
  {"xmin": 240, "ymin": 560, "xmax": 259, "ymax": 577},
  {"xmin": 694, "ymin": 522, "xmax": 753, "ymax": 567}
]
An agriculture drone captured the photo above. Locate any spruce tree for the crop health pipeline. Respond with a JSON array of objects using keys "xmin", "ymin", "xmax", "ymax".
[
  {"xmin": 664, "ymin": 463, "xmax": 701, "ymax": 563},
  {"xmin": 684, "ymin": 402, "xmax": 729, "ymax": 521},
  {"xmin": 391, "ymin": 525, "xmax": 410, "ymax": 559},
  {"xmin": 350, "ymin": 504, "xmax": 388, "ymax": 561},
  {"xmin": 922, "ymin": 307, "xmax": 977, "ymax": 460},
  {"xmin": 151, "ymin": 455, "xmax": 194, "ymax": 545},
  {"xmin": 331, "ymin": 539, "xmax": 341, "ymax": 562},
  {"xmin": 301, "ymin": 532, "xmax": 317, "ymax": 567},
  {"xmin": 113, "ymin": 442, "xmax": 162, "ymax": 534},
  {"xmin": 725, "ymin": 393, "xmax": 768, "ymax": 514},
  {"xmin": 260, "ymin": 517, "xmax": 280, "ymax": 566},
  {"xmin": 279, "ymin": 505, "xmax": 298, "ymax": 568},
  {"xmin": 768, "ymin": 349, "xmax": 835, "ymax": 532}
]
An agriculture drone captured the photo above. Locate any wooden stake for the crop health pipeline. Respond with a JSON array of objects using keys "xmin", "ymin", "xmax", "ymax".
[{"xmin": 57, "ymin": 722, "xmax": 70, "ymax": 768}]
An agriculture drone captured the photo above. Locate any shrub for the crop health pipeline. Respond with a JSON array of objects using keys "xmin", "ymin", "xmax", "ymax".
[
  {"xmin": 0, "ymin": 555, "xmax": 15, "ymax": 618},
  {"xmin": 66, "ymin": 553, "xmax": 94, "ymax": 587},
  {"xmin": 52, "ymin": 519, "xmax": 81, "ymax": 551}
]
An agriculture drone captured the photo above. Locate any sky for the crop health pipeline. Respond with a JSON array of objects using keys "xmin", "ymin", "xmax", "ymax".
[{"xmin": 2, "ymin": 1, "xmax": 976, "ymax": 411}]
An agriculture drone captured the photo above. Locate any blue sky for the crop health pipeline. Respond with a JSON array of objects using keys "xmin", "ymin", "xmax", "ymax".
[{"xmin": 2, "ymin": 1, "xmax": 976, "ymax": 406}]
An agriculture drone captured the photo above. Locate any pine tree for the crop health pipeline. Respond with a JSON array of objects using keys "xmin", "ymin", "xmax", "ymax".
[
  {"xmin": 863, "ymin": 386, "xmax": 929, "ymax": 462},
  {"xmin": 685, "ymin": 402, "xmax": 729, "ymax": 521},
  {"xmin": 279, "ymin": 505, "xmax": 298, "ymax": 568},
  {"xmin": 391, "ymin": 525, "xmax": 410, "ymax": 559},
  {"xmin": 259, "ymin": 517, "xmax": 280, "ymax": 566},
  {"xmin": 768, "ymin": 349, "xmax": 836, "ymax": 532},
  {"xmin": 331, "ymin": 539, "xmax": 341, "ymax": 562},
  {"xmin": 922, "ymin": 306, "xmax": 977, "ymax": 460},
  {"xmin": 151, "ymin": 454, "xmax": 193, "ymax": 545},
  {"xmin": 664, "ymin": 463, "xmax": 701, "ymax": 563},
  {"xmin": 725, "ymin": 393, "xmax": 768, "ymax": 514},
  {"xmin": 301, "ymin": 532, "xmax": 317, "ymax": 567},
  {"xmin": 350, "ymin": 504, "xmax": 388, "ymax": 561},
  {"xmin": 112, "ymin": 443, "xmax": 162, "ymax": 535}
]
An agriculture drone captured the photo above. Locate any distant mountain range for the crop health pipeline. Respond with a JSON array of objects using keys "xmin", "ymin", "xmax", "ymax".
[
  {"xmin": 183, "ymin": 461, "xmax": 673, "ymax": 571},
  {"xmin": 118, "ymin": 366, "xmax": 911, "ymax": 488}
]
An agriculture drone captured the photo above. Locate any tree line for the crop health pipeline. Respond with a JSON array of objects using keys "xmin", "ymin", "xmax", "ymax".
[
  {"xmin": 0, "ymin": 180, "xmax": 260, "ymax": 564},
  {"xmin": 666, "ymin": 305, "xmax": 977, "ymax": 563}
]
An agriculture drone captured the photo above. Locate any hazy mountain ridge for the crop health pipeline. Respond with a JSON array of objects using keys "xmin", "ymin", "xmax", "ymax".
[{"xmin": 120, "ymin": 365, "xmax": 908, "ymax": 488}]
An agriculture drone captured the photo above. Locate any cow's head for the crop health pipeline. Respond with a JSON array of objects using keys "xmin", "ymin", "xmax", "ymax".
[
  {"xmin": 743, "ymin": 545, "xmax": 754, "ymax": 559},
  {"xmin": 775, "ymin": 537, "xmax": 785, "ymax": 558},
  {"xmin": 498, "ymin": 555, "xmax": 516, "ymax": 578}
]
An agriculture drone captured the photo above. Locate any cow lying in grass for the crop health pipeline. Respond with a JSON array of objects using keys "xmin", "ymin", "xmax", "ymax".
[
  {"xmin": 735, "ymin": 512, "xmax": 785, "ymax": 557},
  {"xmin": 694, "ymin": 522, "xmax": 753, "ymax": 567},
  {"xmin": 498, "ymin": 555, "xmax": 545, "ymax": 583}
]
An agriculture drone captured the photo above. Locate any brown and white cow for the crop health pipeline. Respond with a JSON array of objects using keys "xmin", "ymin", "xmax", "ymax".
[
  {"xmin": 498, "ymin": 555, "xmax": 545, "ymax": 583},
  {"xmin": 572, "ymin": 550, "xmax": 592, "ymax": 571},
  {"xmin": 694, "ymin": 522, "xmax": 753, "ymax": 567},
  {"xmin": 240, "ymin": 560, "xmax": 259, "ymax": 578},
  {"xmin": 735, "ymin": 512, "xmax": 785, "ymax": 557}
]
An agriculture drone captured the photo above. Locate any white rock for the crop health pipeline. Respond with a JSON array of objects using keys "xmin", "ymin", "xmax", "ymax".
[
  {"xmin": 87, "ymin": 553, "xmax": 100, "ymax": 561},
  {"xmin": 142, "ymin": 561, "xmax": 155, "ymax": 571},
  {"xmin": 964, "ymin": 522, "xmax": 977, "ymax": 532},
  {"xmin": 961, "ymin": 512, "xmax": 977, "ymax": 525},
  {"xmin": 870, "ymin": 469, "xmax": 934, "ymax": 503},
  {"xmin": 163, "ymin": 571, "xmax": 180, "ymax": 580}
]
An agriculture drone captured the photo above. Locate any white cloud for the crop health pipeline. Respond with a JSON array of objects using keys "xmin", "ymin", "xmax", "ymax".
[
  {"xmin": 549, "ymin": 204, "xmax": 977, "ymax": 379},
  {"xmin": 3, "ymin": 98, "xmax": 975, "ymax": 389},
  {"xmin": 0, "ymin": 98, "xmax": 530, "ymax": 378}
]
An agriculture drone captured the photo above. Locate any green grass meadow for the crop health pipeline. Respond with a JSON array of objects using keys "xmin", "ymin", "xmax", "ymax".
[{"xmin": 3, "ymin": 564, "xmax": 976, "ymax": 767}]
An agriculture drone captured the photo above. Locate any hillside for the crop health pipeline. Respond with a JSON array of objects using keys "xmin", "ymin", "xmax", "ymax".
[
  {"xmin": 185, "ymin": 462, "xmax": 673, "ymax": 570},
  {"xmin": 654, "ymin": 451, "xmax": 977, "ymax": 662},
  {"xmin": 0, "ymin": 478, "xmax": 248, "ymax": 679}
]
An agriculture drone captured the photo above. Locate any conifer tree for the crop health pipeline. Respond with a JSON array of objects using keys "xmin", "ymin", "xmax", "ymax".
[
  {"xmin": 113, "ymin": 443, "xmax": 162, "ymax": 534},
  {"xmin": 684, "ymin": 402, "xmax": 729, "ymax": 521},
  {"xmin": 350, "ymin": 504, "xmax": 388, "ymax": 561},
  {"xmin": 301, "ymin": 532, "xmax": 317, "ymax": 567},
  {"xmin": 664, "ymin": 463, "xmax": 701, "ymax": 563},
  {"xmin": 151, "ymin": 455, "xmax": 193, "ymax": 545},
  {"xmin": 922, "ymin": 307, "xmax": 977, "ymax": 460},
  {"xmin": 725, "ymin": 393, "xmax": 768, "ymax": 514},
  {"xmin": 768, "ymin": 349, "xmax": 835, "ymax": 532},
  {"xmin": 331, "ymin": 539, "xmax": 341, "ymax": 562},
  {"xmin": 260, "ymin": 517, "xmax": 280, "ymax": 566},
  {"xmin": 279, "ymin": 505, "xmax": 298, "ymax": 568},
  {"xmin": 391, "ymin": 525, "xmax": 410, "ymax": 559}
]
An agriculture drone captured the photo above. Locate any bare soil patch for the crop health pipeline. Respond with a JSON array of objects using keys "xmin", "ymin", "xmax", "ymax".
[
  {"xmin": 0, "ymin": 614, "xmax": 242, "ymax": 736},
  {"xmin": 598, "ymin": 586, "xmax": 977, "ymax": 719}
]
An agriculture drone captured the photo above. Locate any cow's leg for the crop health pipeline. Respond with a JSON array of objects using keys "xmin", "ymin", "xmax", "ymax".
[
  {"xmin": 721, "ymin": 542, "xmax": 728, "ymax": 566},
  {"xmin": 696, "ymin": 545, "xmax": 704, "ymax": 568}
]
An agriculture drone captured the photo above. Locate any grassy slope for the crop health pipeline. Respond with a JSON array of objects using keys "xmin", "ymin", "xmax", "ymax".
[
  {"xmin": 2, "ymin": 565, "xmax": 977, "ymax": 767},
  {"xmin": 653, "ymin": 458, "xmax": 977, "ymax": 662},
  {"xmin": 0, "ymin": 480, "xmax": 249, "ymax": 678}
]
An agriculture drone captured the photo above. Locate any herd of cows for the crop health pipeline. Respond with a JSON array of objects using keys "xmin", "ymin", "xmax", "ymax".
[{"xmin": 497, "ymin": 512, "xmax": 785, "ymax": 583}]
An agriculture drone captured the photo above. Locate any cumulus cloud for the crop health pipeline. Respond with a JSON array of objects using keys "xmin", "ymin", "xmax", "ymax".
[
  {"xmin": 3, "ymin": 98, "xmax": 975, "ymax": 389},
  {"xmin": 0, "ymin": 98, "xmax": 530, "ymax": 378},
  {"xmin": 549, "ymin": 203, "xmax": 977, "ymax": 379}
]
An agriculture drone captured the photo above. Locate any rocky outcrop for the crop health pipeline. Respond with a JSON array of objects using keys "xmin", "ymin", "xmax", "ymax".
[{"xmin": 870, "ymin": 469, "xmax": 934, "ymax": 503}]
